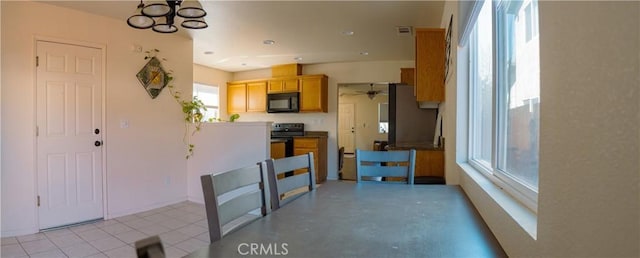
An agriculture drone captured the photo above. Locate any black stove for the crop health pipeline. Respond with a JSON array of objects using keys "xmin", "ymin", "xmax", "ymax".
[
  {"xmin": 271, "ymin": 123, "xmax": 305, "ymax": 176},
  {"xmin": 271, "ymin": 123, "xmax": 305, "ymax": 137},
  {"xmin": 271, "ymin": 123, "xmax": 304, "ymax": 154}
]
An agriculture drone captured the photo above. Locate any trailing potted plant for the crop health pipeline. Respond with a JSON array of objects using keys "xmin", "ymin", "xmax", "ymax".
[
  {"xmin": 143, "ymin": 49, "xmax": 241, "ymax": 158},
  {"xmin": 143, "ymin": 49, "xmax": 204, "ymax": 159}
]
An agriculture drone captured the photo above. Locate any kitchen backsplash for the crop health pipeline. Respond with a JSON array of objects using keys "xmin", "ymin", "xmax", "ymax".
[{"xmin": 236, "ymin": 112, "xmax": 333, "ymax": 132}]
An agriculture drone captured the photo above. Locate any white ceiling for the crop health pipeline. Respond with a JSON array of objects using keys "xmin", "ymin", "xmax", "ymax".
[{"xmin": 41, "ymin": 1, "xmax": 445, "ymax": 72}]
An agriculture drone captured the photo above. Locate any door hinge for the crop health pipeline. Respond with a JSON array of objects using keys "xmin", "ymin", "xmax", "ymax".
[
  {"xmin": 36, "ymin": 126, "xmax": 39, "ymax": 137},
  {"xmin": 37, "ymin": 196, "xmax": 40, "ymax": 207},
  {"xmin": 36, "ymin": 56, "xmax": 39, "ymax": 67}
]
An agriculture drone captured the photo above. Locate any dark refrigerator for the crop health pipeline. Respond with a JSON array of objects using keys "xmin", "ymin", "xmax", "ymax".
[{"xmin": 388, "ymin": 84, "xmax": 438, "ymax": 145}]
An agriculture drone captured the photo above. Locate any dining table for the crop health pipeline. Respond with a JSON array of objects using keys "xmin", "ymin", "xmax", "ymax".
[{"xmin": 186, "ymin": 180, "xmax": 506, "ymax": 258}]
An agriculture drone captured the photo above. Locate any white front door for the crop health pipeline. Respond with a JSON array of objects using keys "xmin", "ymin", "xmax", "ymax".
[
  {"xmin": 338, "ymin": 103, "xmax": 356, "ymax": 153},
  {"xmin": 36, "ymin": 41, "xmax": 104, "ymax": 229}
]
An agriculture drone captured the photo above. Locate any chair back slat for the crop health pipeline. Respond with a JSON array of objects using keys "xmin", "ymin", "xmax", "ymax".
[
  {"xmin": 218, "ymin": 190, "xmax": 263, "ymax": 226},
  {"xmin": 358, "ymin": 166, "xmax": 413, "ymax": 178},
  {"xmin": 271, "ymin": 155, "xmax": 312, "ymax": 176},
  {"xmin": 212, "ymin": 166, "xmax": 263, "ymax": 195},
  {"xmin": 200, "ymin": 163, "xmax": 269, "ymax": 243},
  {"xmin": 265, "ymin": 152, "xmax": 316, "ymax": 210},
  {"xmin": 277, "ymin": 173, "xmax": 311, "ymax": 194},
  {"xmin": 356, "ymin": 149, "xmax": 416, "ymax": 184},
  {"xmin": 357, "ymin": 150, "xmax": 413, "ymax": 163}
]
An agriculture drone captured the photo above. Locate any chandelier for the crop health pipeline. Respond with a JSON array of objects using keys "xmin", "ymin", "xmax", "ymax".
[{"xmin": 127, "ymin": 0, "xmax": 207, "ymax": 33}]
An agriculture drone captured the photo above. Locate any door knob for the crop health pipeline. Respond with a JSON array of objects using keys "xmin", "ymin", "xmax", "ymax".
[{"xmin": 94, "ymin": 141, "xmax": 102, "ymax": 147}]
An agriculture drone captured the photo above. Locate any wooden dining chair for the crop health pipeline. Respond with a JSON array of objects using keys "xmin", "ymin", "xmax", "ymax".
[
  {"xmin": 355, "ymin": 149, "xmax": 416, "ymax": 184},
  {"xmin": 200, "ymin": 163, "xmax": 270, "ymax": 243},
  {"xmin": 265, "ymin": 152, "xmax": 316, "ymax": 210}
]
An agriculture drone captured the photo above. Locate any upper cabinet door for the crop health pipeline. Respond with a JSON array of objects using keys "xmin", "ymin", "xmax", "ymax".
[
  {"xmin": 227, "ymin": 82, "xmax": 247, "ymax": 114},
  {"xmin": 415, "ymin": 28, "xmax": 445, "ymax": 103},
  {"xmin": 268, "ymin": 79, "xmax": 284, "ymax": 93},
  {"xmin": 246, "ymin": 81, "xmax": 267, "ymax": 112},
  {"xmin": 282, "ymin": 78, "xmax": 300, "ymax": 92},
  {"xmin": 268, "ymin": 77, "xmax": 299, "ymax": 93},
  {"xmin": 299, "ymin": 75, "xmax": 328, "ymax": 113}
]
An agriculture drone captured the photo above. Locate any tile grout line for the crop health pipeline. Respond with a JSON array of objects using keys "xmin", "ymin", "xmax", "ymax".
[{"xmin": 5, "ymin": 201, "xmax": 208, "ymax": 258}]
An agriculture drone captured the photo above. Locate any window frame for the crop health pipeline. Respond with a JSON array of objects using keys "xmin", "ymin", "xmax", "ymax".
[
  {"xmin": 193, "ymin": 82, "xmax": 220, "ymax": 122},
  {"xmin": 378, "ymin": 102, "xmax": 389, "ymax": 134},
  {"xmin": 466, "ymin": 0, "xmax": 539, "ymax": 212}
]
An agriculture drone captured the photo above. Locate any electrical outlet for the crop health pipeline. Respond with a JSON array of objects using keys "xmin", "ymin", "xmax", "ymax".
[
  {"xmin": 164, "ymin": 176, "xmax": 171, "ymax": 186},
  {"xmin": 133, "ymin": 44, "xmax": 143, "ymax": 53}
]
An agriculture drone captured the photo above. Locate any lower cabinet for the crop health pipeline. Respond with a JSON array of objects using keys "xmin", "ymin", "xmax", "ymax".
[
  {"xmin": 270, "ymin": 142, "xmax": 286, "ymax": 159},
  {"xmin": 293, "ymin": 137, "xmax": 327, "ymax": 183},
  {"xmin": 414, "ymin": 150, "xmax": 444, "ymax": 177}
]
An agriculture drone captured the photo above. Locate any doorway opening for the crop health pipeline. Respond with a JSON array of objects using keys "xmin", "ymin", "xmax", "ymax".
[{"xmin": 337, "ymin": 82, "xmax": 389, "ymax": 180}]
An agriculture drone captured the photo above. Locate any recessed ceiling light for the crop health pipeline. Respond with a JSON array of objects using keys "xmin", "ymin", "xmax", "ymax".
[
  {"xmin": 360, "ymin": 51, "xmax": 369, "ymax": 56},
  {"xmin": 241, "ymin": 63, "xmax": 247, "ymax": 66},
  {"xmin": 294, "ymin": 57, "xmax": 303, "ymax": 61},
  {"xmin": 204, "ymin": 51, "xmax": 214, "ymax": 55},
  {"xmin": 263, "ymin": 39, "xmax": 276, "ymax": 45},
  {"xmin": 342, "ymin": 31, "xmax": 354, "ymax": 36}
]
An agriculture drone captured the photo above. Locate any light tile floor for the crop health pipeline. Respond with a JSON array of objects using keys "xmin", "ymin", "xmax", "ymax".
[{"xmin": 1, "ymin": 201, "xmax": 210, "ymax": 258}]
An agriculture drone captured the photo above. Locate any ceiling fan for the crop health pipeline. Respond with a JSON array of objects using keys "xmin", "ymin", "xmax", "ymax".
[{"xmin": 341, "ymin": 83, "xmax": 388, "ymax": 100}]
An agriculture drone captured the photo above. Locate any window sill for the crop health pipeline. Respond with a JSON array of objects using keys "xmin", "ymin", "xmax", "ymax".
[{"xmin": 459, "ymin": 162, "xmax": 538, "ymax": 239}]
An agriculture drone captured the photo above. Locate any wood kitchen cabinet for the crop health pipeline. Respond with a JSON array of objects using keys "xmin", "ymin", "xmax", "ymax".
[
  {"xmin": 246, "ymin": 81, "xmax": 267, "ymax": 112},
  {"xmin": 227, "ymin": 82, "xmax": 247, "ymax": 114},
  {"xmin": 414, "ymin": 149, "xmax": 444, "ymax": 178},
  {"xmin": 293, "ymin": 137, "xmax": 327, "ymax": 183},
  {"xmin": 268, "ymin": 77, "xmax": 299, "ymax": 93},
  {"xmin": 400, "ymin": 68, "xmax": 415, "ymax": 86},
  {"xmin": 227, "ymin": 73, "xmax": 328, "ymax": 113},
  {"xmin": 226, "ymin": 80, "xmax": 267, "ymax": 114},
  {"xmin": 415, "ymin": 28, "xmax": 445, "ymax": 103},
  {"xmin": 299, "ymin": 75, "xmax": 328, "ymax": 113},
  {"xmin": 271, "ymin": 63, "xmax": 302, "ymax": 77},
  {"xmin": 270, "ymin": 142, "xmax": 286, "ymax": 159}
]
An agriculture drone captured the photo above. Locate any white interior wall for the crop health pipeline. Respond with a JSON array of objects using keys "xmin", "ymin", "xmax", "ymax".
[
  {"xmin": 0, "ymin": 2, "xmax": 3, "ymax": 223},
  {"xmin": 232, "ymin": 61, "xmax": 414, "ymax": 180},
  {"xmin": 447, "ymin": 1, "xmax": 640, "ymax": 256},
  {"xmin": 186, "ymin": 122, "xmax": 270, "ymax": 203},
  {"xmin": 338, "ymin": 94, "xmax": 388, "ymax": 151},
  {"xmin": 440, "ymin": 2, "xmax": 459, "ymax": 186},
  {"xmin": 1, "ymin": 1, "xmax": 192, "ymax": 236}
]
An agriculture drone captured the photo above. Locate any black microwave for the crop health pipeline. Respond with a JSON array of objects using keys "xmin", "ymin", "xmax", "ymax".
[{"xmin": 267, "ymin": 92, "xmax": 299, "ymax": 113}]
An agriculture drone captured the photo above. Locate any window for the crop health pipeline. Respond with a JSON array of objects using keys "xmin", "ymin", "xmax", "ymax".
[
  {"xmin": 193, "ymin": 83, "xmax": 219, "ymax": 122},
  {"xmin": 378, "ymin": 103, "xmax": 388, "ymax": 133},
  {"xmin": 495, "ymin": 0, "xmax": 540, "ymax": 194},
  {"xmin": 469, "ymin": 0, "xmax": 493, "ymax": 170},
  {"xmin": 467, "ymin": 0, "xmax": 540, "ymax": 209}
]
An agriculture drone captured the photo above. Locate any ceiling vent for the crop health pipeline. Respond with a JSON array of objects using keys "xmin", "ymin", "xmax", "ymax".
[{"xmin": 396, "ymin": 26, "xmax": 413, "ymax": 36}]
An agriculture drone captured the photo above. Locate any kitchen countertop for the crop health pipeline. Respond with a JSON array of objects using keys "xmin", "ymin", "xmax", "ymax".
[
  {"xmin": 295, "ymin": 131, "xmax": 328, "ymax": 138},
  {"xmin": 270, "ymin": 138, "xmax": 287, "ymax": 143},
  {"xmin": 386, "ymin": 142, "xmax": 444, "ymax": 151}
]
